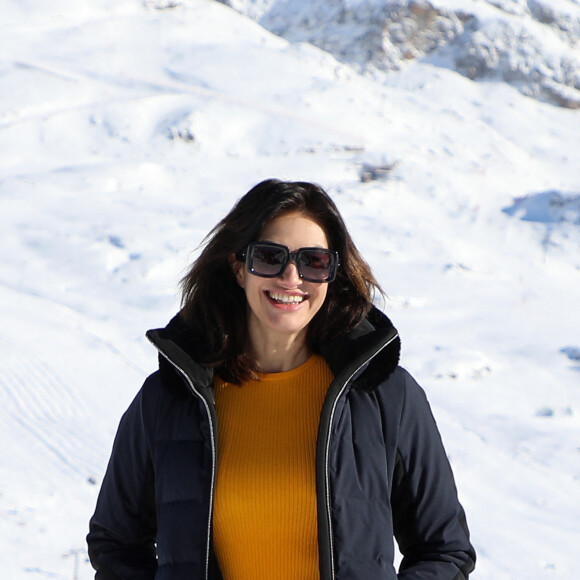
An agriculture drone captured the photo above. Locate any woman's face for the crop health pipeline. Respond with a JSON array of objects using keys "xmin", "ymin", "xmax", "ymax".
[{"xmin": 235, "ymin": 212, "xmax": 330, "ymax": 346}]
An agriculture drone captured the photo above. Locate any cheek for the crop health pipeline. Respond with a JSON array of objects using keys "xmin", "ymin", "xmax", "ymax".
[
  {"xmin": 241, "ymin": 276, "xmax": 262, "ymax": 311},
  {"xmin": 311, "ymin": 285, "xmax": 328, "ymax": 312}
]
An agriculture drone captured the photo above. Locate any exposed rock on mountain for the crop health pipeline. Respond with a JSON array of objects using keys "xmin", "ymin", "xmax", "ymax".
[{"xmin": 217, "ymin": 0, "xmax": 580, "ymax": 108}]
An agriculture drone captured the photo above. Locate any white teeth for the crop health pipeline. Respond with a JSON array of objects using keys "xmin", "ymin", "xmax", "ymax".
[{"xmin": 268, "ymin": 292, "xmax": 306, "ymax": 304}]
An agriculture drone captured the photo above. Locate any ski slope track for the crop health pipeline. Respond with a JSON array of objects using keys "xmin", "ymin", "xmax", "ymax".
[
  {"xmin": 1, "ymin": 0, "xmax": 579, "ymax": 578},
  {"xmin": 0, "ymin": 336, "xmax": 104, "ymax": 480}
]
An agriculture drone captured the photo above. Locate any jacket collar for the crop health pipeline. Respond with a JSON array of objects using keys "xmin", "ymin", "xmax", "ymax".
[
  {"xmin": 147, "ymin": 306, "xmax": 400, "ymax": 393},
  {"xmin": 318, "ymin": 306, "xmax": 400, "ymax": 392}
]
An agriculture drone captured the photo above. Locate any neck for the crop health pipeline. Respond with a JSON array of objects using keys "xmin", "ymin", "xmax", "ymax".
[{"xmin": 247, "ymin": 326, "xmax": 312, "ymax": 374}]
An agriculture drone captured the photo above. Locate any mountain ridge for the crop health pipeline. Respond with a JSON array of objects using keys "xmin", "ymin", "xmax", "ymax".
[{"xmin": 218, "ymin": 0, "xmax": 580, "ymax": 107}]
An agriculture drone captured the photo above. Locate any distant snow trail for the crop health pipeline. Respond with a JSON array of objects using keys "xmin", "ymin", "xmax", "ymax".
[{"xmin": 1, "ymin": 59, "xmax": 366, "ymax": 144}]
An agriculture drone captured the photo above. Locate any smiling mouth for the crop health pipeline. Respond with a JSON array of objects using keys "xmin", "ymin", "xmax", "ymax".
[{"xmin": 266, "ymin": 291, "xmax": 308, "ymax": 304}]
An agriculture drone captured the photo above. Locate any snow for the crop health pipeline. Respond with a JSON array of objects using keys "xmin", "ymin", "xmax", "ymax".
[
  {"xmin": 241, "ymin": 0, "xmax": 580, "ymax": 108},
  {"xmin": 1, "ymin": 0, "xmax": 579, "ymax": 578}
]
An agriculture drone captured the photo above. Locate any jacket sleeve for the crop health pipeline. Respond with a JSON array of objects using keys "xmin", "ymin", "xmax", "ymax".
[
  {"xmin": 390, "ymin": 369, "xmax": 476, "ymax": 579},
  {"xmin": 87, "ymin": 377, "xmax": 159, "ymax": 580}
]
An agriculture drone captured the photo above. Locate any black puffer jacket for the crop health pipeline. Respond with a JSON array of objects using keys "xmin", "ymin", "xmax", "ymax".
[{"xmin": 87, "ymin": 307, "xmax": 475, "ymax": 579}]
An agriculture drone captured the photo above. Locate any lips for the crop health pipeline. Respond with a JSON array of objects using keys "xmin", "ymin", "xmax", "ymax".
[{"xmin": 266, "ymin": 291, "xmax": 308, "ymax": 304}]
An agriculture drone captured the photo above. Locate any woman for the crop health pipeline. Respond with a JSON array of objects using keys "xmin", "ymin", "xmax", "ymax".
[{"xmin": 87, "ymin": 179, "xmax": 476, "ymax": 580}]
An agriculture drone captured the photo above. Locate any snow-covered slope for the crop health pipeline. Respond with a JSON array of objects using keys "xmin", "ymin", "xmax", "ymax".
[
  {"xmin": 1, "ymin": 0, "xmax": 579, "ymax": 578},
  {"xmin": 222, "ymin": 0, "xmax": 580, "ymax": 107}
]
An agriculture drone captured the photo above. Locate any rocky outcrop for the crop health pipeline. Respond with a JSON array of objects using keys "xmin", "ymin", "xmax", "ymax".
[{"xmin": 217, "ymin": 0, "xmax": 580, "ymax": 108}]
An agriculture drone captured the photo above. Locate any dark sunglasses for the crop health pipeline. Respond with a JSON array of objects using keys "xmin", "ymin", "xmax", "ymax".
[{"xmin": 236, "ymin": 241, "xmax": 339, "ymax": 283}]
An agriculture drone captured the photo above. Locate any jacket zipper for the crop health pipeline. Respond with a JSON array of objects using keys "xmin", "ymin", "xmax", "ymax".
[
  {"xmin": 151, "ymin": 328, "xmax": 398, "ymax": 580},
  {"xmin": 318, "ymin": 331, "xmax": 400, "ymax": 580},
  {"xmin": 151, "ymin": 346, "xmax": 217, "ymax": 580}
]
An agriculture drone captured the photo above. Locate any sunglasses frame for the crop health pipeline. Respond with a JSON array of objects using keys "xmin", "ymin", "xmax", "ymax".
[{"xmin": 236, "ymin": 241, "xmax": 339, "ymax": 283}]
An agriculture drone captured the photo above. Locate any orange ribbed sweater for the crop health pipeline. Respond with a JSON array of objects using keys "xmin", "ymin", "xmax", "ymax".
[{"xmin": 213, "ymin": 354, "xmax": 333, "ymax": 580}]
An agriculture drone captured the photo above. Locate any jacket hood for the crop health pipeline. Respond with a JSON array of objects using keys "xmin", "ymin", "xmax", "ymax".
[{"xmin": 146, "ymin": 305, "xmax": 400, "ymax": 394}]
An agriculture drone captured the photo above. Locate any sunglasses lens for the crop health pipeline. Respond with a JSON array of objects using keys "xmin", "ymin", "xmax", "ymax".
[
  {"xmin": 298, "ymin": 250, "xmax": 334, "ymax": 282},
  {"xmin": 245, "ymin": 243, "xmax": 337, "ymax": 282},
  {"xmin": 251, "ymin": 244, "xmax": 287, "ymax": 277}
]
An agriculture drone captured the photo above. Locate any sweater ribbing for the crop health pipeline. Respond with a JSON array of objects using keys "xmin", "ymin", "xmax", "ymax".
[{"xmin": 213, "ymin": 354, "xmax": 333, "ymax": 580}]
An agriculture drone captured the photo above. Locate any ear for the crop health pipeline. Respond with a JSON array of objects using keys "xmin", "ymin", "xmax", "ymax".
[{"xmin": 229, "ymin": 254, "xmax": 246, "ymax": 288}]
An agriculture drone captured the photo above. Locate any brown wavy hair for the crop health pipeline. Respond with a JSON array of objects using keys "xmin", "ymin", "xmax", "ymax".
[{"xmin": 180, "ymin": 179, "xmax": 383, "ymax": 383}]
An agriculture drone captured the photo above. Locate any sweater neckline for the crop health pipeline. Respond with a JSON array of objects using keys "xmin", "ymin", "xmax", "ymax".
[{"xmin": 255, "ymin": 354, "xmax": 321, "ymax": 382}]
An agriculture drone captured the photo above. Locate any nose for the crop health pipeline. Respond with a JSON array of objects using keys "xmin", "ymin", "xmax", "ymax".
[{"xmin": 279, "ymin": 259, "xmax": 302, "ymax": 285}]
